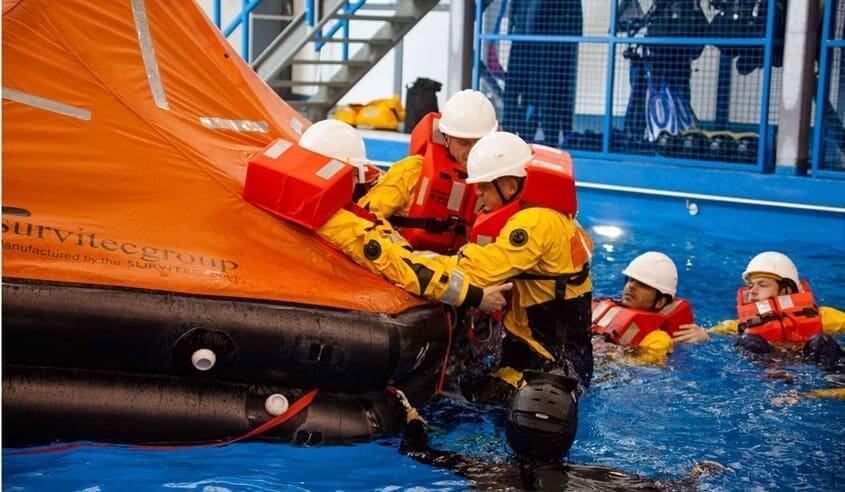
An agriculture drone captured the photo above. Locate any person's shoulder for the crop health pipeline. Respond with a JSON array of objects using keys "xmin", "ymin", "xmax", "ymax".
[
  {"xmin": 388, "ymin": 154, "xmax": 424, "ymax": 172},
  {"xmin": 509, "ymin": 207, "xmax": 574, "ymax": 232},
  {"xmin": 820, "ymin": 306, "xmax": 845, "ymax": 333}
]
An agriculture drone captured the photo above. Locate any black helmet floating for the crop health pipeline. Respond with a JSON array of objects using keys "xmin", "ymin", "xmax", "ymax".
[{"xmin": 505, "ymin": 370, "xmax": 579, "ymax": 460}]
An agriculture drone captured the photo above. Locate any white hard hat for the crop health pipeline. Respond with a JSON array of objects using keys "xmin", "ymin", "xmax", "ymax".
[
  {"xmin": 299, "ymin": 120, "xmax": 367, "ymax": 179},
  {"xmin": 622, "ymin": 251, "xmax": 678, "ymax": 297},
  {"xmin": 466, "ymin": 132, "xmax": 532, "ymax": 184},
  {"xmin": 438, "ymin": 89, "xmax": 498, "ymax": 139},
  {"xmin": 742, "ymin": 251, "xmax": 799, "ymax": 287}
]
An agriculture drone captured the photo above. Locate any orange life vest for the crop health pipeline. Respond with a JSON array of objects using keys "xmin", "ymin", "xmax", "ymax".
[
  {"xmin": 736, "ymin": 280, "xmax": 822, "ymax": 344},
  {"xmin": 591, "ymin": 298, "xmax": 695, "ymax": 346},
  {"xmin": 243, "ymin": 139, "xmax": 355, "ymax": 230},
  {"xmin": 470, "ymin": 144, "xmax": 577, "ymax": 245},
  {"xmin": 390, "ymin": 113, "xmax": 478, "ymax": 253},
  {"xmin": 408, "ymin": 112, "xmax": 445, "ymax": 156}
]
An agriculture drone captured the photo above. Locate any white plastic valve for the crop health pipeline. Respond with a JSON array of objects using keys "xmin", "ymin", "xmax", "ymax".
[
  {"xmin": 686, "ymin": 200, "xmax": 700, "ymax": 216},
  {"xmin": 265, "ymin": 393, "xmax": 290, "ymax": 416},
  {"xmin": 191, "ymin": 348, "xmax": 217, "ymax": 371}
]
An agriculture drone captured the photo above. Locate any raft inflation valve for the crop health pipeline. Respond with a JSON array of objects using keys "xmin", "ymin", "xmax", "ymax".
[
  {"xmin": 265, "ymin": 394, "xmax": 290, "ymax": 416},
  {"xmin": 686, "ymin": 200, "xmax": 699, "ymax": 216},
  {"xmin": 191, "ymin": 348, "xmax": 217, "ymax": 371}
]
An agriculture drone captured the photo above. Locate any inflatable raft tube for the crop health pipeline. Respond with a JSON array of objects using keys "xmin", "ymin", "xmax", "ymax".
[
  {"xmin": 2, "ymin": 280, "xmax": 449, "ymax": 393},
  {"xmin": 2, "ymin": 0, "xmax": 453, "ymax": 448},
  {"xmin": 2, "ymin": 365, "xmax": 435, "ymax": 447}
]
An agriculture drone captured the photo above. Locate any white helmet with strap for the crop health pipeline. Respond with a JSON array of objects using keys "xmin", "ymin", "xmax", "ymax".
[
  {"xmin": 299, "ymin": 119, "xmax": 367, "ymax": 180},
  {"xmin": 438, "ymin": 89, "xmax": 498, "ymax": 139},
  {"xmin": 465, "ymin": 131, "xmax": 532, "ymax": 184},
  {"xmin": 742, "ymin": 251, "xmax": 800, "ymax": 289},
  {"xmin": 622, "ymin": 251, "xmax": 678, "ymax": 298}
]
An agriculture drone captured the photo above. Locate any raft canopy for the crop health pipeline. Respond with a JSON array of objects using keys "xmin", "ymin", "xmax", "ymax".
[{"xmin": 1, "ymin": 0, "xmax": 426, "ymax": 315}]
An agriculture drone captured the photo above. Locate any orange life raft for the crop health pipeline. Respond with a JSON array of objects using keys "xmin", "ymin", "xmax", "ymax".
[{"xmin": 2, "ymin": 0, "xmax": 446, "ymax": 447}]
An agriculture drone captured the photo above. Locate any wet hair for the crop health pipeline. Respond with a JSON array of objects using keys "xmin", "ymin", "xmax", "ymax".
[
  {"xmin": 777, "ymin": 278, "xmax": 798, "ymax": 295},
  {"xmin": 650, "ymin": 292, "xmax": 674, "ymax": 311}
]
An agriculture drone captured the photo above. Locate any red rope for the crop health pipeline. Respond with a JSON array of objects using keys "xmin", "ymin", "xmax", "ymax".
[{"xmin": 436, "ymin": 308, "xmax": 455, "ymax": 394}]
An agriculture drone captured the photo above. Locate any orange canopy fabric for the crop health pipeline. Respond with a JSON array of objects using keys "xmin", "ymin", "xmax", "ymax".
[{"xmin": 2, "ymin": 0, "xmax": 425, "ymax": 314}]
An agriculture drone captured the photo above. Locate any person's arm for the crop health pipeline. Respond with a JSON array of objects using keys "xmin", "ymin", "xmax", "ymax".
[
  {"xmin": 400, "ymin": 411, "xmax": 476, "ymax": 470},
  {"xmin": 709, "ymin": 319, "xmax": 739, "ymax": 335},
  {"xmin": 357, "ymin": 155, "xmax": 423, "ymax": 219},
  {"xmin": 318, "ymin": 209, "xmax": 508, "ymax": 311},
  {"xmin": 451, "ymin": 208, "xmax": 553, "ymax": 287},
  {"xmin": 673, "ymin": 323, "xmax": 711, "ymax": 344},
  {"xmin": 821, "ymin": 306, "xmax": 845, "ymax": 334},
  {"xmin": 630, "ymin": 330, "xmax": 673, "ymax": 365},
  {"xmin": 673, "ymin": 320, "xmax": 742, "ymax": 344}
]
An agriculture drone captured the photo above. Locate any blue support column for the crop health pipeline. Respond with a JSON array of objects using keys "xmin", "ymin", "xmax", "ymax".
[
  {"xmin": 756, "ymin": 0, "xmax": 776, "ymax": 173},
  {"xmin": 811, "ymin": 0, "xmax": 836, "ymax": 174},
  {"xmin": 602, "ymin": 1, "xmax": 618, "ymax": 154},
  {"xmin": 472, "ymin": 0, "xmax": 482, "ymax": 90}
]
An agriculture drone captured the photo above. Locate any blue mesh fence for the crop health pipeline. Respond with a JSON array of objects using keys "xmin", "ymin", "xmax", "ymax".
[
  {"xmin": 813, "ymin": 0, "xmax": 845, "ymax": 175},
  {"xmin": 475, "ymin": 0, "xmax": 790, "ymax": 171}
]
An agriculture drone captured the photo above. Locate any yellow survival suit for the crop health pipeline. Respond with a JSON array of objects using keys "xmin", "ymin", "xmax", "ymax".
[
  {"xmin": 406, "ymin": 138, "xmax": 595, "ymax": 398},
  {"xmin": 359, "ymin": 90, "xmax": 498, "ymax": 254},
  {"xmin": 592, "ymin": 297, "xmax": 694, "ymax": 365},
  {"xmin": 243, "ymin": 132, "xmax": 484, "ymax": 309}
]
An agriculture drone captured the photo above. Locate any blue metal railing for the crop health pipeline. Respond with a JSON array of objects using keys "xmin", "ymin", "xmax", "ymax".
[
  {"xmin": 215, "ymin": 0, "xmax": 368, "ymax": 63},
  {"xmin": 474, "ymin": 0, "xmax": 784, "ymax": 174},
  {"xmin": 213, "ymin": 0, "xmax": 263, "ymax": 61},
  {"xmin": 812, "ymin": 0, "xmax": 845, "ymax": 178},
  {"xmin": 314, "ymin": 0, "xmax": 368, "ymax": 61}
]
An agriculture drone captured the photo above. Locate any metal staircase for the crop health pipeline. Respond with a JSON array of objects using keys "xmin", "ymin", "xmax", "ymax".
[{"xmin": 251, "ymin": 0, "xmax": 440, "ymax": 121}]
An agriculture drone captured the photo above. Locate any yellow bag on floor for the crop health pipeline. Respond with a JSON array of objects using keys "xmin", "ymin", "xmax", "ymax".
[
  {"xmin": 332, "ymin": 103, "xmax": 362, "ymax": 126},
  {"xmin": 355, "ymin": 95, "xmax": 405, "ymax": 131}
]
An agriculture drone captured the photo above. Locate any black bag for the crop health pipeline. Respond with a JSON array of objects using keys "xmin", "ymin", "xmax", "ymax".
[{"xmin": 403, "ymin": 77, "xmax": 442, "ymax": 134}]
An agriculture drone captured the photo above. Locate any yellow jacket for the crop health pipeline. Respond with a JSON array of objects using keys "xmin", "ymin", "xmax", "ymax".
[
  {"xmin": 632, "ymin": 330, "xmax": 674, "ymax": 365},
  {"xmin": 317, "ymin": 208, "xmax": 481, "ymax": 308},
  {"xmin": 357, "ymin": 155, "xmax": 424, "ymax": 219},
  {"xmin": 593, "ymin": 330, "xmax": 674, "ymax": 366},
  {"xmin": 709, "ymin": 306, "xmax": 845, "ymax": 336},
  {"xmin": 448, "ymin": 207, "xmax": 593, "ymax": 361}
]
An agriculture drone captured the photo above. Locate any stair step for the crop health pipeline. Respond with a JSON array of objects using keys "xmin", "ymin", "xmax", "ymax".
[
  {"xmin": 269, "ymin": 79, "xmax": 351, "ymax": 88},
  {"xmin": 311, "ymin": 37, "xmax": 394, "ymax": 46},
  {"xmin": 286, "ymin": 99, "xmax": 333, "ymax": 108},
  {"xmin": 289, "ymin": 59, "xmax": 369, "ymax": 66},
  {"xmin": 330, "ymin": 14, "xmax": 417, "ymax": 23}
]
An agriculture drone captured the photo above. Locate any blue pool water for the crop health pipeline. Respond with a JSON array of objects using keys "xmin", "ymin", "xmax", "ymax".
[{"xmin": 4, "ymin": 216, "xmax": 843, "ymax": 490}]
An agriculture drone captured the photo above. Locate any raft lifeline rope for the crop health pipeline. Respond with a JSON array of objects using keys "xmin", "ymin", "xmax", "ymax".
[
  {"xmin": 436, "ymin": 308, "xmax": 455, "ymax": 394},
  {"xmin": 10, "ymin": 388, "xmax": 320, "ymax": 455}
]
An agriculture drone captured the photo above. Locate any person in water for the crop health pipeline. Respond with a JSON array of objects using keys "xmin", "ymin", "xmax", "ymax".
[
  {"xmin": 668, "ymin": 252, "xmax": 843, "ymax": 367},
  {"xmin": 591, "ymin": 251, "xmax": 700, "ymax": 364},
  {"xmin": 398, "ymin": 371, "xmax": 725, "ymax": 490}
]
